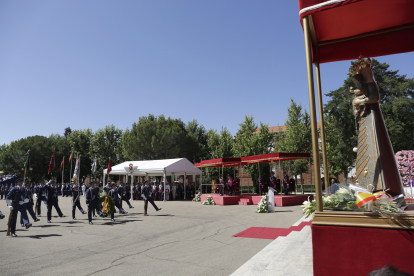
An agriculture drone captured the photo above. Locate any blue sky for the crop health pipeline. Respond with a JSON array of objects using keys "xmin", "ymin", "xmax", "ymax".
[{"xmin": 1, "ymin": 1, "xmax": 413, "ymax": 145}]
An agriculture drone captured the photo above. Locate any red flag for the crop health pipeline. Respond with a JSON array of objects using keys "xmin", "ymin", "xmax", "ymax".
[
  {"xmin": 107, "ymin": 157, "xmax": 112, "ymax": 174},
  {"xmin": 48, "ymin": 149, "xmax": 56, "ymax": 174},
  {"xmin": 60, "ymin": 157, "xmax": 64, "ymax": 171},
  {"xmin": 69, "ymin": 151, "xmax": 73, "ymax": 163}
]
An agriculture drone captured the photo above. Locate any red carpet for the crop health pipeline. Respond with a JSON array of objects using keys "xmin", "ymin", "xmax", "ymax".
[{"xmin": 233, "ymin": 221, "xmax": 313, "ymax": 239}]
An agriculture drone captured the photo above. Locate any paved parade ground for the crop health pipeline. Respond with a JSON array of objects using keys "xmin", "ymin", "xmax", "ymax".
[{"xmin": 0, "ymin": 197, "xmax": 304, "ymax": 276}]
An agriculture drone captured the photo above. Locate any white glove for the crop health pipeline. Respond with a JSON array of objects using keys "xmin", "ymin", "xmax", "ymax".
[
  {"xmin": 24, "ymin": 198, "xmax": 29, "ymax": 203},
  {"xmin": 118, "ymin": 194, "xmax": 122, "ymax": 199},
  {"xmin": 142, "ymin": 195, "xmax": 147, "ymax": 201},
  {"xmin": 19, "ymin": 201, "xmax": 24, "ymax": 205},
  {"xmin": 6, "ymin": 200, "xmax": 12, "ymax": 206},
  {"xmin": 34, "ymin": 193, "xmax": 38, "ymax": 199},
  {"xmin": 9, "ymin": 206, "xmax": 13, "ymax": 211}
]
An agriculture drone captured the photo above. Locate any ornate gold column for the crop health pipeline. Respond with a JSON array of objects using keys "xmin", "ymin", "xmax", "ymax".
[{"xmin": 303, "ymin": 16, "xmax": 323, "ymax": 212}]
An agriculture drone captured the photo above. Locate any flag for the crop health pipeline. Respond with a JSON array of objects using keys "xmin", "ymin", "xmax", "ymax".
[
  {"xmin": 48, "ymin": 149, "xmax": 55, "ymax": 174},
  {"xmin": 69, "ymin": 151, "xmax": 73, "ymax": 163},
  {"xmin": 24, "ymin": 149, "xmax": 30, "ymax": 172},
  {"xmin": 107, "ymin": 157, "xmax": 112, "ymax": 174},
  {"xmin": 72, "ymin": 156, "xmax": 80, "ymax": 184},
  {"xmin": 60, "ymin": 157, "xmax": 64, "ymax": 171},
  {"xmin": 91, "ymin": 155, "xmax": 97, "ymax": 174}
]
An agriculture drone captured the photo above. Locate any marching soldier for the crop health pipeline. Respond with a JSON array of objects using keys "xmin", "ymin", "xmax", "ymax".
[
  {"xmin": 21, "ymin": 182, "xmax": 39, "ymax": 226},
  {"xmin": 108, "ymin": 183, "xmax": 127, "ymax": 221},
  {"xmin": 44, "ymin": 180, "xmax": 65, "ymax": 223},
  {"xmin": 72, "ymin": 185, "xmax": 86, "ymax": 220},
  {"xmin": 142, "ymin": 181, "xmax": 161, "ymax": 216},
  {"xmin": 34, "ymin": 180, "xmax": 47, "ymax": 217},
  {"xmin": 6, "ymin": 178, "xmax": 32, "ymax": 237},
  {"xmin": 117, "ymin": 181, "xmax": 134, "ymax": 209},
  {"xmin": 85, "ymin": 182, "xmax": 106, "ymax": 225}
]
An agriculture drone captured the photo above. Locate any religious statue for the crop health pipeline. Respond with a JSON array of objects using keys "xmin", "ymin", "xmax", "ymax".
[{"xmin": 349, "ymin": 56, "xmax": 405, "ymax": 203}]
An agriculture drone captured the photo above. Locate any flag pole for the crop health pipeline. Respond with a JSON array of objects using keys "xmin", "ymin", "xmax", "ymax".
[
  {"xmin": 78, "ymin": 155, "xmax": 81, "ymax": 185},
  {"xmin": 70, "ymin": 152, "xmax": 73, "ymax": 184},
  {"xmin": 62, "ymin": 156, "xmax": 64, "ymax": 185}
]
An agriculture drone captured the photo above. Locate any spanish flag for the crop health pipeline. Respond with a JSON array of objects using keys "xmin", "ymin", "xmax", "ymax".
[
  {"xmin": 60, "ymin": 157, "xmax": 64, "ymax": 171},
  {"xmin": 48, "ymin": 149, "xmax": 55, "ymax": 174},
  {"xmin": 69, "ymin": 151, "xmax": 73, "ymax": 164}
]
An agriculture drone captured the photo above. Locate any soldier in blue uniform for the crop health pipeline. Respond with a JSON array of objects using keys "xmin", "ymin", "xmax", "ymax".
[
  {"xmin": 270, "ymin": 172, "xmax": 276, "ymax": 189},
  {"xmin": 142, "ymin": 181, "xmax": 161, "ymax": 216},
  {"xmin": 85, "ymin": 182, "xmax": 107, "ymax": 224},
  {"xmin": 72, "ymin": 185, "xmax": 86, "ymax": 220},
  {"xmin": 21, "ymin": 182, "xmax": 39, "ymax": 226},
  {"xmin": 108, "ymin": 183, "xmax": 127, "ymax": 221},
  {"xmin": 0, "ymin": 184, "xmax": 5, "ymax": 200},
  {"xmin": 34, "ymin": 180, "xmax": 48, "ymax": 217},
  {"xmin": 44, "ymin": 180, "xmax": 65, "ymax": 223},
  {"xmin": 6, "ymin": 178, "xmax": 32, "ymax": 237},
  {"xmin": 117, "ymin": 181, "xmax": 134, "ymax": 210}
]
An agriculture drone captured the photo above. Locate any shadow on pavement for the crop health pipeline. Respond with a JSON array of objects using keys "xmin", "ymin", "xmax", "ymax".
[
  {"xmin": 36, "ymin": 224, "xmax": 60, "ymax": 228},
  {"xmin": 23, "ymin": 234, "xmax": 63, "ymax": 239},
  {"xmin": 152, "ymin": 214, "xmax": 174, "ymax": 216},
  {"xmin": 101, "ymin": 219, "xmax": 142, "ymax": 226}
]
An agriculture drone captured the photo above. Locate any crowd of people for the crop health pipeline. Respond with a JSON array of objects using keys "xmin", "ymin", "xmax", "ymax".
[
  {"xmin": 0, "ymin": 178, "xmax": 170, "ymax": 237},
  {"xmin": 0, "ymin": 174, "xmax": 18, "ymax": 182}
]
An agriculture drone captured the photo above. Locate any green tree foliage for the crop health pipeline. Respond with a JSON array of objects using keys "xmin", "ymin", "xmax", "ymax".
[
  {"xmin": 324, "ymin": 58, "xmax": 414, "ymax": 180},
  {"xmin": 276, "ymin": 99, "xmax": 311, "ymax": 192},
  {"xmin": 234, "ymin": 115, "xmax": 274, "ymax": 183},
  {"xmin": 185, "ymin": 120, "xmax": 209, "ymax": 163},
  {"xmin": 89, "ymin": 125, "xmax": 123, "ymax": 178},
  {"xmin": 122, "ymin": 114, "xmax": 187, "ymax": 160},
  {"xmin": 67, "ymin": 129, "xmax": 93, "ymax": 181}
]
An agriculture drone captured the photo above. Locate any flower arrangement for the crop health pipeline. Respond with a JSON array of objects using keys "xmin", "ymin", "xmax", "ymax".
[
  {"xmin": 395, "ymin": 150, "xmax": 414, "ymax": 187},
  {"xmin": 193, "ymin": 192, "xmax": 201, "ymax": 202},
  {"xmin": 98, "ymin": 195, "xmax": 115, "ymax": 215},
  {"xmin": 256, "ymin": 193, "xmax": 269, "ymax": 213},
  {"xmin": 202, "ymin": 195, "xmax": 215, "ymax": 205}
]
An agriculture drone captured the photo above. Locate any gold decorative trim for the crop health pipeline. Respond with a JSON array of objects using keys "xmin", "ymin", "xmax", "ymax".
[
  {"xmin": 358, "ymin": 126, "xmax": 367, "ymax": 139},
  {"xmin": 313, "ymin": 210, "xmax": 414, "ymax": 230},
  {"xmin": 356, "ymin": 155, "xmax": 370, "ymax": 179},
  {"xmin": 359, "ymin": 117, "xmax": 367, "ymax": 126},
  {"xmin": 358, "ymin": 134, "xmax": 368, "ymax": 149},
  {"xmin": 356, "ymin": 144, "xmax": 368, "ymax": 164}
]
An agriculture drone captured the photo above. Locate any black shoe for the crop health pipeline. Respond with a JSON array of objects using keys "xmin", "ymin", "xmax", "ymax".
[
  {"xmin": 129, "ymin": 206, "xmax": 134, "ymax": 208},
  {"xmin": 11, "ymin": 233, "xmax": 17, "ymax": 237},
  {"xmin": 89, "ymin": 221, "xmax": 93, "ymax": 225},
  {"xmin": 60, "ymin": 215, "xmax": 66, "ymax": 218},
  {"xmin": 121, "ymin": 210, "xmax": 128, "ymax": 214},
  {"xmin": 73, "ymin": 217, "xmax": 76, "ymax": 220},
  {"xmin": 111, "ymin": 219, "xmax": 115, "ymax": 222},
  {"xmin": 0, "ymin": 214, "xmax": 5, "ymax": 219},
  {"xmin": 25, "ymin": 223, "xmax": 32, "ymax": 229},
  {"xmin": 47, "ymin": 220, "xmax": 51, "ymax": 223},
  {"xmin": 35, "ymin": 218, "xmax": 40, "ymax": 222},
  {"xmin": 82, "ymin": 211, "xmax": 86, "ymax": 214},
  {"xmin": 93, "ymin": 215, "xmax": 97, "ymax": 218},
  {"xmin": 156, "ymin": 208, "xmax": 162, "ymax": 211},
  {"xmin": 21, "ymin": 224, "xmax": 24, "ymax": 227},
  {"xmin": 144, "ymin": 214, "xmax": 149, "ymax": 216},
  {"xmin": 38, "ymin": 215, "xmax": 41, "ymax": 217}
]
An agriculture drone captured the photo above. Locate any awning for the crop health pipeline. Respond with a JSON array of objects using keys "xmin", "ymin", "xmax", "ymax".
[
  {"xmin": 103, "ymin": 158, "xmax": 201, "ymax": 176},
  {"xmin": 298, "ymin": 0, "xmax": 414, "ymax": 63},
  {"xmin": 198, "ymin": 158, "xmax": 242, "ymax": 168}
]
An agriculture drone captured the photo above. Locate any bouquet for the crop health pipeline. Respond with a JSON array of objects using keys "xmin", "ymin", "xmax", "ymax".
[
  {"xmin": 202, "ymin": 195, "xmax": 215, "ymax": 205},
  {"xmin": 193, "ymin": 192, "xmax": 201, "ymax": 202},
  {"xmin": 256, "ymin": 193, "xmax": 269, "ymax": 213}
]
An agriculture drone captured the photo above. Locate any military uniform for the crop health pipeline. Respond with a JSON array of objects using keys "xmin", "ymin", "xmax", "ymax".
[
  {"xmin": 108, "ymin": 186, "xmax": 126, "ymax": 221},
  {"xmin": 142, "ymin": 183, "xmax": 161, "ymax": 215},
  {"xmin": 21, "ymin": 184, "xmax": 39, "ymax": 225},
  {"xmin": 85, "ymin": 185, "xmax": 105, "ymax": 224},
  {"xmin": 44, "ymin": 181, "xmax": 64, "ymax": 222},
  {"xmin": 72, "ymin": 186, "xmax": 86, "ymax": 219},
  {"xmin": 283, "ymin": 175, "xmax": 289, "ymax": 195},
  {"xmin": 34, "ymin": 184, "xmax": 48, "ymax": 216},
  {"xmin": 6, "ymin": 180, "xmax": 31, "ymax": 237}
]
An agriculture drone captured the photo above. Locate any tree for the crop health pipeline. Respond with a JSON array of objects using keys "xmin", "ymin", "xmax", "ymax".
[
  {"xmin": 89, "ymin": 125, "xmax": 123, "ymax": 179},
  {"xmin": 275, "ymin": 99, "xmax": 312, "ymax": 193},
  {"xmin": 185, "ymin": 120, "xmax": 209, "ymax": 163},
  {"xmin": 64, "ymin": 127, "xmax": 72, "ymax": 139},
  {"xmin": 122, "ymin": 114, "xmax": 187, "ymax": 160},
  {"xmin": 234, "ymin": 115, "xmax": 274, "ymax": 184},
  {"xmin": 324, "ymin": 58, "xmax": 414, "ymax": 181},
  {"xmin": 67, "ymin": 129, "xmax": 93, "ymax": 182}
]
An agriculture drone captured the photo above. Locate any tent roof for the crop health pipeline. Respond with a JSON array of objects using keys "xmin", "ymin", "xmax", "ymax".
[
  {"xmin": 298, "ymin": 0, "xmax": 414, "ymax": 63},
  {"xmin": 103, "ymin": 158, "xmax": 201, "ymax": 176},
  {"xmin": 196, "ymin": 153, "xmax": 311, "ymax": 168}
]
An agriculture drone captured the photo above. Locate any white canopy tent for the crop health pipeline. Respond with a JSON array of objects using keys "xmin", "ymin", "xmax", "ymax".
[{"xmin": 103, "ymin": 158, "xmax": 201, "ymax": 201}]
